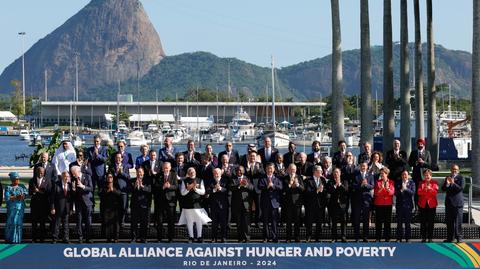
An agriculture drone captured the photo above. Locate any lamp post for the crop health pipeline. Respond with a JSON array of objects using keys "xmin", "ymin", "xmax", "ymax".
[{"xmin": 18, "ymin": 32, "xmax": 26, "ymax": 117}]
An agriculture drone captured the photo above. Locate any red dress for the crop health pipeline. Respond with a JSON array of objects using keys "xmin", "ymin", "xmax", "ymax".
[{"xmin": 374, "ymin": 179, "xmax": 395, "ymax": 206}]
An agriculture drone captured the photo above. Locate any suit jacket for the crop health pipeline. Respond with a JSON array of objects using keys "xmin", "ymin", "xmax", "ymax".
[
  {"xmin": 296, "ymin": 161, "xmax": 314, "ymax": 178},
  {"xmin": 50, "ymin": 181, "xmax": 74, "ymax": 214},
  {"xmin": 183, "ymin": 150, "xmax": 202, "ymax": 167},
  {"xmin": 408, "ymin": 149, "xmax": 432, "ymax": 182},
  {"xmin": 207, "ymin": 177, "xmax": 230, "ymax": 211},
  {"xmin": 86, "ymin": 145, "xmax": 108, "ymax": 178},
  {"xmin": 153, "ymin": 171, "xmax": 178, "ymax": 207},
  {"xmin": 142, "ymin": 159, "xmax": 163, "ymax": 183},
  {"xmin": 69, "ymin": 161, "xmax": 93, "ymax": 177},
  {"xmin": 442, "ymin": 174, "xmax": 465, "ymax": 207},
  {"xmin": 304, "ymin": 176, "xmax": 328, "ymax": 209},
  {"xmin": 282, "ymin": 174, "xmax": 305, "ymax": 208},
  {"xmin": 198, "ymin": 163, "xmax": 214, "ymax": 183},
  {"xmin": 159, "ymin": 146, "xmax": 177, "ymax": 164},
  {"xmin": 173, "ymin": 162, "xmax": 187, "ymax": 178},
  {"xmin": 258, "ymin": 175, "xmax": 283, "ymax": 209},
  {"xmin": 395, "ymin": 179, "xmax": 416, "ymax": 209},
  {"xmin": 29, "ymin": 176, "xmax": 52, "ymax": 209},
  {"xmin": 72, "ymin": 173, "xmax": 93, "ymax": 207},
  {"xmin": 327, "ymin": 180, "xmax": 349, "ymax": 210},
  {"xmin": 110, "ymin": 151, "xmax": 134, "ymax": 170},
  {"xmin": 417, "ymin": 180, "xmax": 439, "ymax": 208},
  {"xmin": 332, "ymin": 151, "xmax": 348, "ymax": 169},
  {"xmin": 135, "ymin": 155, "xmax": 150, "ymax": 170},
  {"xmin": 385, "ymin": 150, "xmax": 408, "ymax": 180},
  {"xmin": 219, "ymin": 150, "xmax": 240, "ymax": 165},
  {"xmin": 258, "ymin": 147, "xmax": 279, "ymax": 165},
  {"xmin": 229, "ymin": 176, "xmax": 254, "ymax": 211},
  {"xmin": 130, "ymin": 176, "xmax": 152, "ymax": 209},
  {"xmin": 357, "ymin": 152, "xmax": 372, "ymax": 165},
  {"xmin": 351, "ymin": 171, "xmax": 374, "ymax": 207},
  {"xmin": 283, "ymin": 152, "xmax": 298, "ymax": 167},
  {"xmin": 218, "ymin": 163, "xmax": 236, "ymax": 181},
  {"xmin": 34, "ymin": 162, "xmax": 57, "ymax": 182},
  {"xmin": 109, "ymin": 165, "xmax": 131, "ymax": 193},
  {"xmin": 244, "ymin": 161, "xmax": 265, "ymax": 194},
  {"xmin": 307, "ymin": 151, "xmax": 322, "ymax": 165},
  {"xmin": 374, "ymin": 179, "xmax": 395, "ymax": 206}
]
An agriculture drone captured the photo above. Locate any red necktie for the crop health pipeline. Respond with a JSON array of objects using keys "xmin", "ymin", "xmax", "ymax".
[{"xmin": 63, "ymin": 184, "xmax": 67, "ymax": 196}]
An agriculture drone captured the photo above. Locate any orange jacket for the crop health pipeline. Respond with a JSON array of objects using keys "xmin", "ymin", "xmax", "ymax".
[
  {"xmin": 417, "ymin": 179, "xmax": 438, "ymax": 208},
  {"xmin": 374, "ymin": 179, "xmax": 395, "ymax": 206}
]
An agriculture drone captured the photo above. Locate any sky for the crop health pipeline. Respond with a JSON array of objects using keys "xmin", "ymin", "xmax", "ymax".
[{"xmin": 0, "ymin": 0, "xmax": 473, "ymax": 72}]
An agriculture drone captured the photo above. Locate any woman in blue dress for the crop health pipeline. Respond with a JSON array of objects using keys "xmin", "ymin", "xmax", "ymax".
[{"xmin": 5, "ymin": 172, "xmax": 28, "ymax": 244}]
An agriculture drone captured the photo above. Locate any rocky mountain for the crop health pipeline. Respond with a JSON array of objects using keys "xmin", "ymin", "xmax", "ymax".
[{"xmin": 0, "ymin": 0, "xmax": 165, "ymax": 98}]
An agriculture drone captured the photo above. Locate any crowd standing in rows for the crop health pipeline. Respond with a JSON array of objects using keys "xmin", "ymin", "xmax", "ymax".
[{"xmin": 2, "ymin": 136, "xmax": 465, "ymax": 244}]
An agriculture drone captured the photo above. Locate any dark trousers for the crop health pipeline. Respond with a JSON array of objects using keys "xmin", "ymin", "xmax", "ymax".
[
  {"xmin": 31, "ymin": 203, "xmax": 49, "ymax": 242},
  {"xmin": 210, "ymin": 207, "xmax": 228, "ymax": 241},
  {"xmin": 396, "ymin": 206, "xmax": 413, "ymax": 240},
  {"xmin": 375, "ymin": 205, "xmax": 392, "ymax": 241},
  {"xmin": 157, "ymin": 205, "xmax": 176, "ymax": 241},
  {"xmin": 305, "ymin": 205, "xmax": 325, "ymax": 241},
  {"xmin": 119, "ymin": 193, "xmax": 128, "ymax": 226},
  {"xmin": 131, "ymin": 206, "xmax": 149, "ymax": 241},
  {"xmin": 251, "ymin": 192, "xmax": 261, "ymax": 224},
  {"xmin": 236, "ymin": 209, "xmax": 250, "ymax": 241},
  {"xmin": 53, "ymin": 209, "xmax": 69, "ymax": 241},
  {"xmin": 330, "ymin": 206, "xmax": 346, "ymax": 241},
  {"xmin": 352, "ymin": 203, "xmax": 371, "ymax": 240},
  {"xmin": 262, "ymin": 206, "xmax": 279, "ymax": 240},
  {"xmin": 420, "ymin": 205, "xmax": 436, "ymax": 240},
  {"xmin": 446, "ymin": 205, "xmax": 463, "ymax": 241},
  {"xmin": 76, "ymin": 202, "xmax": 92, "ymax": 240},
  {"xmin": 285, "ymin": 205, "xmax": 302, "ymax": 241}
]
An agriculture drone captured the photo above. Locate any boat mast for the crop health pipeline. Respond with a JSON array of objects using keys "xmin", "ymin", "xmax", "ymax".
[{"xmin": 271, "ymin": 55, "xmax": 276, "ymax": 130}]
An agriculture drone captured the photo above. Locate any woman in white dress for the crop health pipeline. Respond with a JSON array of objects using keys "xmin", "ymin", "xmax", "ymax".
[
  {"xmin": 178, "ymin": 167, "xmax": 211, "ymax": 243},
  {"xmin": 52, "ymin": 140, "xmax": 77, "ymax": 178}
]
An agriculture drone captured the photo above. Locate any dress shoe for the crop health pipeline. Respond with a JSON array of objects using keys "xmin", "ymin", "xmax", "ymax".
[
  {"xmin": 272, "ymin": 239, "xmax": 278, "ymax": 243},
  {"xmin": 140, "ymin": 239, "xmax": 147, "ymax": 243},
  {"xmin": 405, "ymin": 239, "xmax": 410, "ymax": 243},
  {"xmin": 197, "ymin": 238, "xmax": 203, "ymax": 243},
  {"xmin": 79, "ymin": 238, "xmax": 84, "ymax": 244},
  {"xmin": 294, "ymin": 239, "xmax": 300, "ymax": 243},
  {"xmin": 362, "ymin": 239, "xmax": 369, "ymax": 243},
  {"xmin": 167, "ymin": 239, "xmax": 173, "ymax": 243},
  {"xmin": 220, "ymin": 238, "xmax": 226, "ymax": 243},
  {"xmin": 427, "ymin": 239, "xmax": 433, "ymax": 243},
  {"xmin": 443, "ymin": 239, "xmax": 452, "ymax": 243},
  {"xmin": 456, "ymin": 238, "xmax": 463, "ymax": 243},
  {"xmin": 262, "ymin": 239, "xmax": 268, "ymax": 243},
  {"xmin": 341, "ymin": 237, "xmax": 347, "ymax": 243},
  {"xmin": 62, "ymin": 239, "xmax": 70, "ymax": 244},
  {"xmin": 114, "ymin": 239, "xmax": 119, "ymax": 243},
  {"xmin": 306, "ymin": 237, "xmax": 311, "ymax": 243},
  {"xmin": 86, "ymin": 239, "xmax": 93, "ymax": 244},
  {"xmin": 286, "ymin": 240, "xmax": 292, "ymax": 243},
  {"xmin": 188, "ymin": 237, "xmax": 194, "ymax": 243},
  {"xmin": 421, "ymin": 239, "xmax": 427, "ymax": 243},
  {"xmin": 396, "ymin": 239, "xmax": 402, "ymax": 243},
  {"xmin": 52, "ymin": 240, "xmax": 57, "ymax": 244}
]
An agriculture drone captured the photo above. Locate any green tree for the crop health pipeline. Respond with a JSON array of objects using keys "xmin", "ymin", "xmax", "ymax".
[{"xmin": 10, "ymin": 80, "xmax": 23, "ymax": 120}]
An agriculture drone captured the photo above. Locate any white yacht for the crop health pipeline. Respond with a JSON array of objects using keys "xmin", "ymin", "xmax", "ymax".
[
  {"xmin": 126, "ymin": 130, "xmax": 148, "ymax": 147},
  {"xmin": 228, "ymin": 107, "xmax": 256, "ymax": 141},
  {"xmin": 19, "ymin": 129, "xmax": 30, "ymax": 140}
]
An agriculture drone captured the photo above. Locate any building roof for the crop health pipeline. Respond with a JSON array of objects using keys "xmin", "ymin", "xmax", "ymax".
[
  {"xmin": 105, "ymin": 114, "xmax": 175, "ymax": 122},
  {"xmin": 0, "ymin": 111, "xmax": 16, "ymax": 118}
]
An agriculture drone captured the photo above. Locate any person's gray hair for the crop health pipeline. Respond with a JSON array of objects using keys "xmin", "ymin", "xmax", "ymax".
[{"xmin": 70, "ymin": 165, "xmax": 81, "ymax": 174}]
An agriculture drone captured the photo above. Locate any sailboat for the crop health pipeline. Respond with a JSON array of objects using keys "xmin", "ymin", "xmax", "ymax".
[{"xmin": 256, "ymin": 56, "xmax": 290, "ymax": 148}]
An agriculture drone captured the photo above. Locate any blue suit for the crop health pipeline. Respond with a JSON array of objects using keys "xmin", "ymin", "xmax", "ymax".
[
  {"xmin": 73, "ymin": 173, "xmax": 93, "ymax": 241},
  {"xmin": 86, "ymin": 145, "xmax": 108, "ymax": 207},
  {"xmin": 159, "ymin": 146, "xmax": 177, "ymax": 165},
  {"xmin": 258, "ymin": 175, "xmax": 283, "ymax": 241},
  {"xmin": 442, "ymin": 174, "xmax": 465, "ymax": 241},
  {"xmin": 351, "ymin": 171, "xmax": 374, "ymax": 241},
  {"xmin": 395, "ymin": 179, "xmax": 415, "ymax": 241}
]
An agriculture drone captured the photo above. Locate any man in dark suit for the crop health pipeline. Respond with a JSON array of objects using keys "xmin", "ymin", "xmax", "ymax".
[
  {"xmin": 328, "ymin": 168, "xmax": 349, "ymax": 242},
  {"xmin": 357, "ymin": 142, "xmax": 373, "ymax": 165},
  {"xmin": 307, "ymin": 141, "xmax": 322, "ymax": 165},
  {"xmin": 71, "ymin": 165, "xmax": 93, "ymax": 243},
  {"xmin": 385, "ymin": 139, "xmax": 409, "ymax": 181},
  {"xmin": 130, "ymin": 167, "xmax": 152, "ymax": 243},
  {"xmin": 332, "ymin": 140, "xmax": 349, "ymax": 169},
  {"xmin": 395, "ymin": 170, "xmax": 416, "ymax": 242},
  {"xmin": 243, "ymin": 150, "xmax": 265, "ymax": 227},
  {"xmin": 229, "ymin": 166, "xmax": 254, "ymax": 243},
  {"xmin": 159, "ymin": 136, "xmax": 177, "ymax": 165},
  {"xmin": 304, "ymin": 165, "xmax": 328, "ymax": 242},
  {"xmin": 183, "ymin": 139, "xmax": 202, "ymax": 169},
  {"xmin": 29, "ymin": 166, "xmax": 52, "ymax": 242},
  {"xmin": 109, "ymin": 152, "xmax": 131, "ymax": 228},
  {"xmin": 86, "ymin": 135, "xmax": 108, "ymax": 190},
  {"xmin": 258, "ymin": 163, "xmax": 283, "ymax": 243},
  {"xmin": 152, "ymin": 162, "xmax": 178, "ymax": 242},
  {"xmin": 350, "ymin": 162, "xmax": 375, "ymax": 242},
  {"xmin": 283, "ymin": 164, "xmax": 304, "ymax": 242},
  {"xmin": 218, "ymin": 141, "xmax": 240, "ymax": 165},
  {"xmin": 408, "ymin": 138, "xmax": 432, "ymax": 186},
  {"xmin": 207, "ymin": 168, "xmax": 229, "ymax": 242},
  {"xmin": 296, "ymin": 152, "xmax": 313, "ymax": 179},
  {"xmin": 50, "ymin": 171, "xmax": 74, "ymax": 243},
  {"xmin": 283, "ymin": 142, "xmax": 298, "ymax": 167},
  {"xmin": 110, "ymin": 140, "xmax": 134, "ymax": 170},
  {"xmin": 442, "ymin": 164, "xmax": 465, "ymax": 243},
  {"xmin": 258, "ymin": 137, "xmax": 279, "ymax": 167},
  {"xmin": 34, "ymin": 152, "xmax": 57, "ymax": 182}
]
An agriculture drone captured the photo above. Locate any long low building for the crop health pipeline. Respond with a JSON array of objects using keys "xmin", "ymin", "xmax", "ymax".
[{"xmin": 39, "ymin": 101, "xmax": 325, "ymax": 128}]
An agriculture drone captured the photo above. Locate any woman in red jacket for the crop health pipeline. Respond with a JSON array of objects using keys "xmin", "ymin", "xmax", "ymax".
[
  {"xmin": 374, "ymin": 167, "xmax": 395, "ymax": 242},
  {"xmin": 417, "ymin": 169, "xmax": 438, "ymax": 242}
]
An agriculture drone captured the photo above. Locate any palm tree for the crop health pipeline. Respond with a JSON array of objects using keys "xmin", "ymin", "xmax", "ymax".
[
  {"xmin": 331, "ymin": 0, "xmax": 344, "ymax": 148},
  {"xmin": 426, "ymin": 0, "xmax": 437, "ymax": 165},
  {"xmin": 414, "ymin": 0, "xmax": 425, "ymax": 141},
  {"xmin": 383, "ymin": 0, "xmax": 394, "ymax": 154},
  {"xmin": 472, "ymin": 0, "xmax": 480, "ymax": 186},
  {"xmin": 360, "ymin": 0, "xmax": 373, "ymax": 148},
  {"xmin": 400, "ymin": 0, "xmax": 411, "ymax": 154}
]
